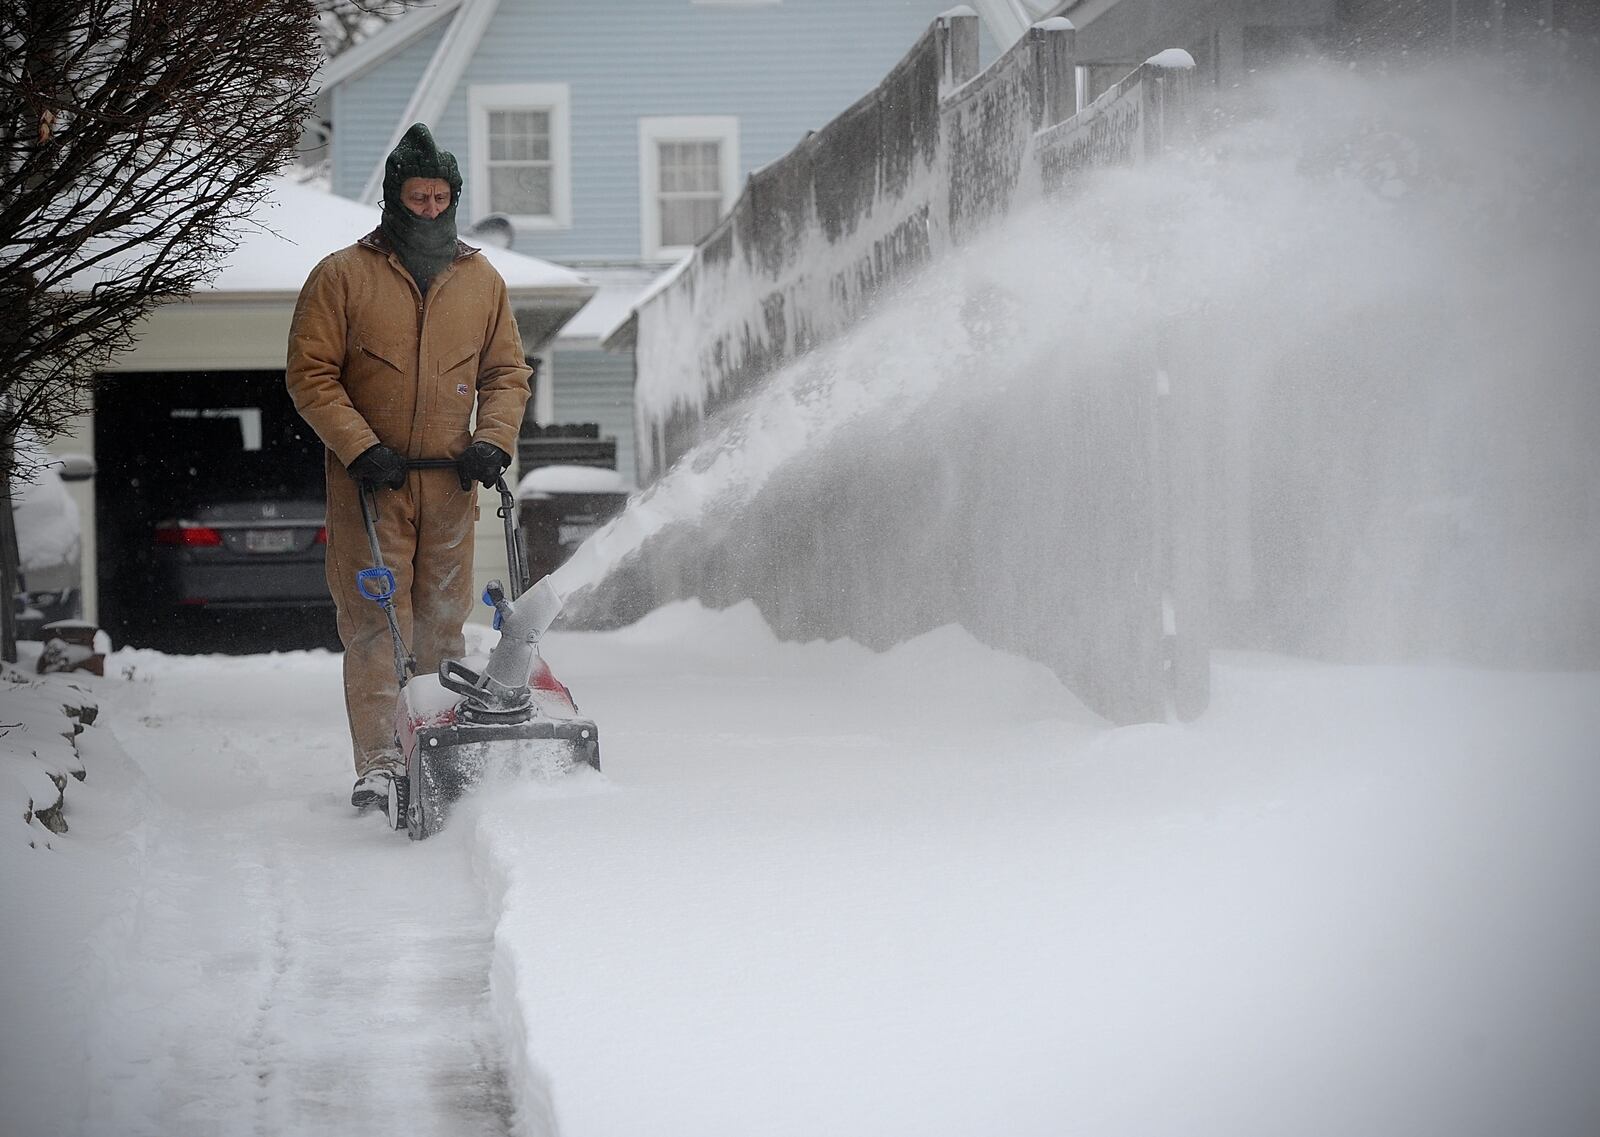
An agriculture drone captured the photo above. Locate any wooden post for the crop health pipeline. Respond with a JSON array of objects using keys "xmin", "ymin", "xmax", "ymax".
[
  {"xmin": 936, "ymin": 7, "xmax": 980, "ymax": 95},
  {"xmin": 1029, "ymin": 18, "xmax": 1078, "ymax": 131}
]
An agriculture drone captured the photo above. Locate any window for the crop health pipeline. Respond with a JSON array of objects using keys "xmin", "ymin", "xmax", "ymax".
[
  {"xmin": 638, "ymin": 116, "xmax": 739, "ymax": 260},
  {"xmin": 657, "ymin": 141, "xmax": 723, "ymax": 247},
  {"xmin": 487, "ymin": 109, "xmax": 552, "ymax": 215},
  {"xmin": 469, "ymin": 83, "xmax": 571, "ymax": 227}
]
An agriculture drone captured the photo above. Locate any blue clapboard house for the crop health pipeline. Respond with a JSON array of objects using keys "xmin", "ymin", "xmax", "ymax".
[{"xmin": 310, "ymin": 0, "xmax": 1010, "ymax": 485}]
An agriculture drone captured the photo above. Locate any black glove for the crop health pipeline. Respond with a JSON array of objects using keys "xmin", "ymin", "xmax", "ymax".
[
  {"xmin": 347, "ymin": 443, "xmax": 408, "ymax": 491},
  {"xmin": 456, "ymin": 441, "xmax": 509, "ymax": 490}
]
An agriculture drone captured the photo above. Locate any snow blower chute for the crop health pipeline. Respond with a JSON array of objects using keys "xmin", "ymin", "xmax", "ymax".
[{"xmin": 355, "ymin": 459, "xmax": 599, "ymax": 839}]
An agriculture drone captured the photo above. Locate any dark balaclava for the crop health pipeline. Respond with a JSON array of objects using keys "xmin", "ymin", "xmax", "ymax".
[{"xmin": 379, "ymin": 122, "xmax": 464, "ymax": 293}]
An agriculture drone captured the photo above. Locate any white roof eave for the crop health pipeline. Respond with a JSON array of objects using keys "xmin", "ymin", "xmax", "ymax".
[
  {"xmin": 357, "ymin": 0, "xmax": 503, "ymax": 205},
  {"xmin": 312, "ymin": 0, "xmax": 467, "ymax": 93}
]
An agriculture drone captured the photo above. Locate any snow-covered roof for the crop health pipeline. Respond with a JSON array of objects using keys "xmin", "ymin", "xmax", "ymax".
[
  {"xmin": 187, "ymin": 176, "xmax": 592, "ymax": 303},
  {"xmin": 598, "ymin": 253, "xmax": 692, "ymax": 351},
  {"xmin": 65, "ymin": 178, "xmax": 591, "ymax": 373},
  {"xmin": 557, "ymin": 265, "xmax": 669, "ymax": 342}
]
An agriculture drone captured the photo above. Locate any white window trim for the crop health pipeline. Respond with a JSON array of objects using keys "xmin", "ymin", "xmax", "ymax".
[
  {"xmin": 469, "ymin": 82, "xmax": 572, "ymax": 229},
  {"xmin": 638, "ymin": 115, "xmax": 740, "ymax": 261}
]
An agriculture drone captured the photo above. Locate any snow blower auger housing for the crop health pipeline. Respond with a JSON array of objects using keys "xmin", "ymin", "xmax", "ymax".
[{"xmin": 356, "ymin": 459, "xmax": 599, "ymax": 840}]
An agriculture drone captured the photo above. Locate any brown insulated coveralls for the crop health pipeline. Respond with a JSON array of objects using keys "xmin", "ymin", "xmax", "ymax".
[{"xmin": 286, "ymin": 230, "xmax": 532, "ymax": 775}]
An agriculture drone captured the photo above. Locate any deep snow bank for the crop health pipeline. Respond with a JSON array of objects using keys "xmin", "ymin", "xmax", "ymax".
[{"xmin": 467, "ymin": 602, "xmax": 1600, "ymax": 1137}]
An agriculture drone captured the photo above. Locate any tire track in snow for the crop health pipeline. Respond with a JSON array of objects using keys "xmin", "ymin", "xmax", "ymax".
[{"xmin": 86, "ymin": 652, "xmax": 516, "ymax": 1137}]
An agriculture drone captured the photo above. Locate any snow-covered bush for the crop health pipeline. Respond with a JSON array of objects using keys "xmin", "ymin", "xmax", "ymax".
[{"xmin": 0, "ymin": 662, "xmax": 97, "ymax": 843}]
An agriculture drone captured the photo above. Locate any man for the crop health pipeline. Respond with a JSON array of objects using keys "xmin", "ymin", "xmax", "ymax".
[{"xmin": 286, "ymin": 122, "xmax": 532, "ymax": 819}]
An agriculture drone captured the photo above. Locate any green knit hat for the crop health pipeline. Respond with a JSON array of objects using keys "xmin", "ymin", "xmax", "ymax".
[{"xmin": 382, "ymin": 122, "xmax": 463, "ymax": 208}]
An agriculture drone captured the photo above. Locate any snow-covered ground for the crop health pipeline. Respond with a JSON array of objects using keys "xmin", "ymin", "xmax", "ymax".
[
  {"xmin": 6, "ymin": 38, "xmax": 1596, "ymax": 1137},
  {"xmin": 4, "ymin": 602, "xmax": 1597, "ymax": 1137}
]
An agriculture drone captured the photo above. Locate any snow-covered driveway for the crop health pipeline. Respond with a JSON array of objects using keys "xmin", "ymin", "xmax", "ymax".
[
  {"xmin": 5, "ymin": 602, "xmax": 1599, "ymax": 1137},
  {"xmin": 24, "ymin": 645, "xmax": 513, "ymax": 1136}
]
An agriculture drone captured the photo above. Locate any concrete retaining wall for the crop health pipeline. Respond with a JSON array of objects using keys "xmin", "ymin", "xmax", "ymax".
[
  {"xmin": 621, "ymin": 13, "xmax": 1195, "ymax": 482},
  {"xmin": 601, "ymin": 10, "xmax": 1205, "ymax": 724}
]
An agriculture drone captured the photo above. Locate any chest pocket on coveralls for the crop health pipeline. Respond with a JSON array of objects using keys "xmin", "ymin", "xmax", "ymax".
[
  {"xmin": 349, "ymin": 340, "xmax": 411, "ymax": 433},
  {"xmin": 355, "ymin": 340, "xmax": 405, "ymax": 371},
  {"xmin": 437, "ymin": 343, "xmax": 481, "ymax": 434}
]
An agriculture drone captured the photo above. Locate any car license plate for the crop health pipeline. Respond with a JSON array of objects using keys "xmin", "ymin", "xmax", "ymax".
[{"xmin": 244, "ymin": 528, "xmax": 295, "ymax": 553}]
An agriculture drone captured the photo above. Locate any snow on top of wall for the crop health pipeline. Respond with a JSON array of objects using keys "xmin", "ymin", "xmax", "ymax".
[{"xmin": 1145, "ymin": 48, "xmax": 1196, "ymax": 69}]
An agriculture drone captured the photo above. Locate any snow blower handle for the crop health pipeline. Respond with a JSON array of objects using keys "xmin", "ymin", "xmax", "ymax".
[
  {"xmin": 353, "ymin": 459, "xmax": 528, "ymax": 686},
  {"xmin": 355, "ymin": 485, "xmax": 417, "ymax": 687},
  {"xmin": 495, "ymin": 477, "xmax": 531, "ymax": 600},
  {"xmin": 351, "ymin": 460, "xmax": 461, "ymax": 688}
]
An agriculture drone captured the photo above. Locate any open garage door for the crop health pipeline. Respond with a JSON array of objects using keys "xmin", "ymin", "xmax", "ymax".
[{"xmin": 94, "ymin": 371, "xmax": 338, "ymax": 652}]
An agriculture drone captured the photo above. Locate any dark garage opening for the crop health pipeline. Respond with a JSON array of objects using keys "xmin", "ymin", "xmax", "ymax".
[{"xmin": 94, "ymin": 370, "xmax": 339, "ymax": 653}]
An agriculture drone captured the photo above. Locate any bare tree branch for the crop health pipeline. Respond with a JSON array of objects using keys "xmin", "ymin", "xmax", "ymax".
[
  {"xmin": 2, "ymin": 0, "xmax": 321, "ymax": 657},
  {"xmin": 1, "ymin": 0, "xmax": 321, "ymax": 463}
]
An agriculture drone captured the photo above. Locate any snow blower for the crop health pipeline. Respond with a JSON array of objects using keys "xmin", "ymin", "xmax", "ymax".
[{"xmin": 355, "ymin": 459, "xmax": 599, "ymax": 840}]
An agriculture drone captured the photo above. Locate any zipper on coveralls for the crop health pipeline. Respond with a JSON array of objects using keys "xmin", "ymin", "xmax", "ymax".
[
  {"xmin": 409, "ymin": 255, "xmax": 459, "ymax": 463},
  {"xmin": 415, "ymin": 289, "xmax": 428, "ymax": 462}
]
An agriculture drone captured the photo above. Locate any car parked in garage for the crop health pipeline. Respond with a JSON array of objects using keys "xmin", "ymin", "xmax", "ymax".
[
  {"xmin": 95, "ymin": 374, "xmax": 338, "ymax": 652},
  {"xmin": 151, "ymin": 482, "xmax": 330, "ymax": 613}
]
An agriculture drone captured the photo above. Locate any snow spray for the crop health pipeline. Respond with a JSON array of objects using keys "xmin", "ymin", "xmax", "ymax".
[{"xmin": 551, "ymin": 61, "xmax": 1600, "ymax": 674}]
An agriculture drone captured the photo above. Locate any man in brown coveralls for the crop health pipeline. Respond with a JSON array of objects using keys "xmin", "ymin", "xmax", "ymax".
[{"xmin": 286, "ymin": 123, "xmax": 532, "ymax": 817}]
